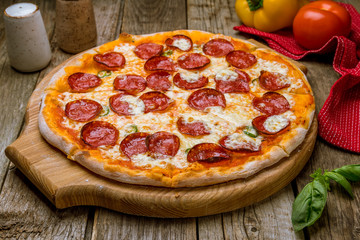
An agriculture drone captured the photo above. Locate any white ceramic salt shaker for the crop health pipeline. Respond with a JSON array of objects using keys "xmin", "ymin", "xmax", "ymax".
[{"xmin": 3, "ymin": 3, "xmax": 52, "ymax": 72}]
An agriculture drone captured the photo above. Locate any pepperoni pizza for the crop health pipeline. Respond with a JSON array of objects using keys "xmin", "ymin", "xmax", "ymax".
[{"xmin": 39, "ymin": 30, "xmax": 315, "ymax": 187}]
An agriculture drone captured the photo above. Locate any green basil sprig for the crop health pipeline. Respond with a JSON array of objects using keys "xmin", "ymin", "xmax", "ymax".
[
  {"xmin": 162, "ymin": 50, "xmax": 173, "ymax": 57},
  {"xmin": 292, "ymin": 164, "xmax": 360, "ymax": 231},
  {"xmin": 97, "ymin": 70, "xmax": 112, "ymax": 78}
]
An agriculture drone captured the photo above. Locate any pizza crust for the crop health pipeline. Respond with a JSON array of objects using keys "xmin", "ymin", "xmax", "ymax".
[
  {"xmin": 172, "ymin": 146, "xmax": 288, "ymax": 187},
  {"xmin": 73, "ymin": 150, "xmax": 171, "ymax": 186},
  {"xmin": 38, "ymin": 30, "xmax": 315, "ymax": 188},
  {"xmin": 39, "ymin": 94, "xmax": 76, "ymax": 156},
  {"xmin": 72, "ymin": 145, "xmax": 289, "ymax": 188},
  {"xmin": 44, "ymin": 49, "xmax": 98, "ymax": 91}
]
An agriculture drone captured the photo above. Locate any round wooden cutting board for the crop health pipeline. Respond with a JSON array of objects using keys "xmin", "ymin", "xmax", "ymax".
[{"xmin": 5, "ymin": 40, "xmax": 317, "ymax": 218}]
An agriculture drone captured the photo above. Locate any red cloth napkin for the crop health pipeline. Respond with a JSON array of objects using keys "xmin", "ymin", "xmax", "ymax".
[{"xmin": 234, "ymin": 3, "xmax": 360, "ymax": 153}]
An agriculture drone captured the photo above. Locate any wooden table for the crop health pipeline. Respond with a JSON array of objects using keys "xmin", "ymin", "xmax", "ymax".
[{"xmin": 0, "ymin": 0, "xmax": 359, "ymax": 239}]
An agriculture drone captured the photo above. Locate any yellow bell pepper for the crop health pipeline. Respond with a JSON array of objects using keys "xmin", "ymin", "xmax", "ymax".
[{"xmin": 235, "ymin": 0, "xmax": 310, "ymax": 32}]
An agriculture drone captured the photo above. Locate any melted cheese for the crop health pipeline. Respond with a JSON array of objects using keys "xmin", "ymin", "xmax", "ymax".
[
  {"xmin": 215, "ymin": 69, "xmax": 238, "ymax": 81},
  {"xmin": 247, "ymin": 58, "xmax": 289, "ymax": 79},
  {"xmin": 201, "ymin": 57, "xmax": 228, "ymax": 78},
  {"xmin": 224, "ymin": 132, "xmax": 263, "ymax": 151},
  {"xmin": 131, "ymin": 153, "xmax": 189, "ymax": 169},
  {"xmin": 281, "ymin": 110, "xmax": 296, "ymax": 121},
  {"xmin": 120, "ymin": 95, "xmax": 145, "ymax": 115},
  {"xmin": 172, "ymin": 38, "xmax": 191, "ymax": 51},
  {"xmin": 61, "ymin": 117, "xmax": 84, "ymax": 131},
  {"xmin": 279, "ymin": 74, "xmax": 291, "ymax": 85},
  {"xmin": 99, "ymin": 145, "xmax": 123, "ymax": 160},
  {"xmin": 179, "ymin": 72, "xmax": 200, "ymax": 83},
  {"xmin": 114, "ymin": 43, "xmax": 136, "ymax": 61},
  {"xmin": 263, "ymin": 115, "xmax": 289, "ymax": 133}
]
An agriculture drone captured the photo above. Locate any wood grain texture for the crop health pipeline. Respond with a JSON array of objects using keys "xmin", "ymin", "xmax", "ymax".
[
  {"xmin": 93, "ymin": 0, "xmax": 125, "ymax": 45},
  {"xmin": 187, "ymin": 0, "xmax": 239, "ymax": 37},
  {"xmin": 222, "ymin": 186, "xmax": 304, "ymax": 240},
  {"xmin": 121, "ymin": 0, "xmax": 187, "ymax": 34},
  {"xmin": 92, "ymin": 209, "xmax": 196, "ymax": 240},
  {"xmin": 0, "ymin": 167, "xmax": 89, "ymax": 239}
]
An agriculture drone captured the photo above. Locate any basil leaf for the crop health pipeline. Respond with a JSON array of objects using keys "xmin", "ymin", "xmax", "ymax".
[
  {"xmin": 243, "ymin": 126, "xmax": 258, "ymax": 138},
  {"xmin": 333, "ymin": 164, "xmax": 360, "ymax": 182},
  {"xmin": 246, "ymin": 0, "xmax": 263, "ymax": 11},
  {"xmin": 130, "ymin": 124, "xmax": 138, "ymax": 133},
  {"xmin": 325, "ymin": 171, "xmax": 354, "ymax": 198},
  {"xmin": 310, "ymin": 169, "xmax": 331, "ymax": 190},
  {"xmin": 162, "ymin": 50, "xmax": 173, "ymax": 57},
  {"xmin": 99, "ymin": 105, "xmax": 110, "ymax": 117},
  {"xmin": 292, "ymin": 176, "xmax": 328, "ymax": 231},
  {"xmin": 185, "ymin": 148, "xmax": 191, "ymax": 154},
  {"xmin": 97, "ymin": 70, "xmax": 112, "ymax": 78}
]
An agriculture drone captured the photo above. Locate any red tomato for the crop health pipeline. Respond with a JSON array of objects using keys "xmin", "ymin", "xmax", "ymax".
[{"xmin": 293, "ymin": 0, "xmax": 351, "ymax": 50}]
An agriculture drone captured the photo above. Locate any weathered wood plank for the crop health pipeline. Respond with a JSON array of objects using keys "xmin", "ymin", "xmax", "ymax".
[
  {"xmin": 121, "ymin": 0, "xmax": 187, "ymax": 35},
  {"xmin": 187, "ymin": 0, "xmax": 304, "ymax": 238},
  {"xmin": 93, "ymin": 0, "xmax": 125, "ymax": 45},
  {"xmin": 224, "ymin": 186, "xmax": 304, "ymax": 240},
  {"xmin": 0, "ymin": 168, "xmax": 89, "ymax": 239},
  {"xmin": 187, "ymin": 0, "xmax": 240, "ymax": 37},
  {"xmin": 92, "ymin": 209, "xmax": 196, "ymax": 240},
  {"xmin": 198, "ymin": 186, "xmax": 304, "ymax": 240}
]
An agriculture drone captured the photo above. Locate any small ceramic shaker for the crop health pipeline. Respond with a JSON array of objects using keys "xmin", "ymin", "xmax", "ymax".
[
  {"xmin": 56, "ymin": 0, "xmax": 97, "ymax": 54},
  {"xmin": 3, "ymin": 3, "xmax": 52, "ymax": 72}
]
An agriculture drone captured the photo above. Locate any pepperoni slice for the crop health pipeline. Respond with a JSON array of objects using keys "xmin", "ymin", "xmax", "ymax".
[
  {"xmin": 178, "ymin": 53, "xmax": 210, "ymax": 70},
  {"xmin": 215, "ymin": 70, "xmax": 250, "ymax": 93},
  {"xmin": 146, "ymin": 71, "xmax": 172, "ymax": 91},
  {"xmin": 93, "ymin": 52, "xmax": 125, "ymax": 69},
  {"xmin": 65, "ymin": 99, "xmax": 102, "ymax": 122},
  {"xmin": 173, "ymin": 72, "xmax": 208, "ymax": 90},
  {"xmin": 203, "ymin": 39, "xmax": 234, "ymax": 57},
  {"xmin": 139, "ymin": 91, "xmax": 173, "ymax": 113},
  {"xmin": 113, "ymin": 74, "xmax": 147, "ymax": 94},
  {"xmin": 187, "ymin": 143, "xmax": 230, "ymax": 163},
  {"xmin": 146, "ymin": 131, "xmax": 180, "ymax": 157},
  {"xmin": 144, "ymin": 56, "xmax": 176, "ymax": 71},
  {"xmin": 252, "ymin": 92, "xmax": 290, "ymax": 115},
  {"xmin": 176, "ymin": 117, "xmax": 210, "ymax": 136},
  {"xmin": 68, "ymin": 72, "xmax": 101, "ymax": 92},
  {"xmin": 188, "ymin": 88, "xmax": 226, "ymax": 111},
  {"xmin": 219, "ymin": 134, "xmax": 261, "ymax": 152},
  {"xmin": 165, "ymin": 35, "xmax": 193, "ymax": 52},
  {"xmin": 109, "ymin": 93, "xmax": 131, "ymax": 115},
  {"xmin": 120, "ymin": 132, "xmax": 150, "ymax": 158},
  {"xmin": 259, "ymin": 71, "xmax": 291, "ymax": 91},
  {"xmin": 134, "ymin": 43, "xmax": 163, "ymax": 60},
  {"xmin": 226, "ymin": 50, "xmax": 257, "ymax": 69},
  {"xmin": 81, "ymin": 121, "xmax": 119, "ymax": 147},
  {"xmin": 252, "ymin": 115, "xmax": 290, "ymax": 135}
]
